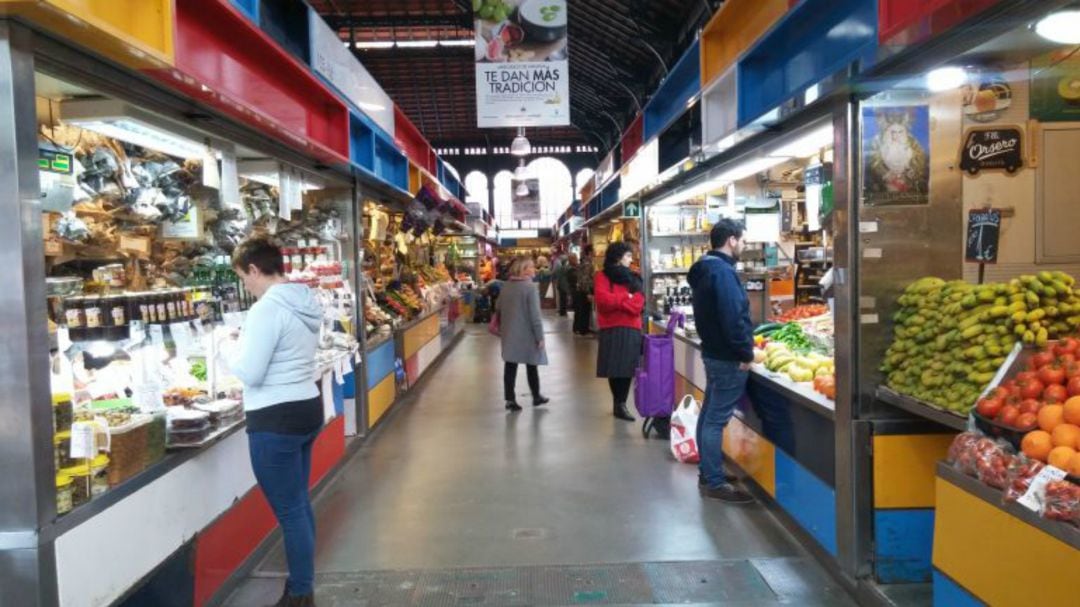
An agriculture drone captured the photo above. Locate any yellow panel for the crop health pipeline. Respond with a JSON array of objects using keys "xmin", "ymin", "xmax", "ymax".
[
  {"xmin": 0, "ymin": 0, "xmax": 174, "ymax": 68},
  {"xmin": 367, "ymin": 374, "xmax": 396, "ymax": 427},
  {"xmin": 408, "ymin": 163, "xmax": 422, "ymax": 195},
  {"xmin": 403, "ymin": 314, "xmax": 439, "ymax": 359},
  {"xmin": 874, "ymin": 434, "xmax": 957, "ymax": 509},
  {"xmin": 933, "ymin": 477, "xmax": 1080, "ymax": 605},
  {"xmin": 700, "ymin": 0, "xmax": 787, "ymax": 86},
  {"xmin": 723, "ymin": 417, "xmax": 776, "ymax": 497}
]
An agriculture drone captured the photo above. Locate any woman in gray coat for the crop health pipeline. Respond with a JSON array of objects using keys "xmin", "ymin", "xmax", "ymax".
[{"xmin": 496, "ymin": 256, "xmax": 549, "ymax": 411}]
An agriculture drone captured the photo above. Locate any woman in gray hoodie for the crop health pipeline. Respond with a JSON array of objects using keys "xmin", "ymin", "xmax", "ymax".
[{"xmin": 228, "ymin": 237, "xmax": 324, "ymax": 607}]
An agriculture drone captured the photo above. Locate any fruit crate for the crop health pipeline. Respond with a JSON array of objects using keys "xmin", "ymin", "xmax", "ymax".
[{"xmin": 971, "ymin": 410, "xmax": 1028, "ymax": 451}]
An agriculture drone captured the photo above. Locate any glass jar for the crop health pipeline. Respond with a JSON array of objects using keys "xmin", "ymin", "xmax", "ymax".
[
  {"xmin": 61, "ymin": 454, "xmax": 109, "ymax": 507},
  {"xmin": 154, "ymin": 292, "xmax": 168, "ymax": 325},
  {"xmin": 63, "ymin": 296, "xmax": 85, "ymax": 341},
  {"xmin": 102, "ymin": 294, "xmax": 128, "ymax": 341},
  {"xmin": 56, "ymin": 473, "xmax": 74, "ymax": 515},
  {"xmin": 83, "ymin": 296, "xmax": 103, "ymax": 340},
  {"xmin": 52, "ymin": 392, "xmax": 73, "ymax": 432}
]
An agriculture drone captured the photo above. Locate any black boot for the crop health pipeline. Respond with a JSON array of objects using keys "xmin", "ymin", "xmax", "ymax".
[
  {"xmin": 271, "ymin": 588, "xmax": 315, "ymax": 607},
  {"xmin": 533, "ymin": 395, "xmax": 550, "ymax": 407},
  {"xmin": 506, "ymin": 400, "xmax": 523, "ymax": 412},
  {"xmin": 613, "ymin": 402, "xmax": 635, "ymax": 422}
]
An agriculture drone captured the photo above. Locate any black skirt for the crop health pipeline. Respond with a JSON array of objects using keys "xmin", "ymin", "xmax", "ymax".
[{"xmin": 597, "ymin": 326, "xmax": 643, "ymax": 378}]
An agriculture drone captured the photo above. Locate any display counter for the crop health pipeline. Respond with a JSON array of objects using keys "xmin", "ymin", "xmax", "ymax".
[
  {"xmin": 654, "ymin": 318, "xmax": 840, "ymax": 557},
  {"xmin": 932, "ymin": 462, "xmax": 1080, "ymax": 606}
]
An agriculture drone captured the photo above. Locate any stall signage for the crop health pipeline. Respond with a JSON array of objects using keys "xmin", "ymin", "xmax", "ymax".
[
  {"xmin": 623, "ymin": 200, "xmax": 640, "ymax": 218},
  {"xmin": 965, "ymin": 208, "xmax": 1001, "ymax": 264},
  {"xmin": 745, "ymin": 279, "xmax": 766, "ymax": 292},
  {"xmin": 474, "ymin": 0, "xmax": 570, "ymax": 127},
  {"xmin": 39, "ymin": 148, "xmax": 73, "ymax": 174},
  {"xmin": 308, "ymin": 8, "xmax": 395, "ymax": 135},
  {"xmin": 960, "ymin": 127, "xmax": 1023, "ymax": 175}
]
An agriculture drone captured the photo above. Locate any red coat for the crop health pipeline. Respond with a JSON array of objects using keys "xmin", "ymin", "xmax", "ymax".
[{"xmin": 594, "ymin": 271, "xmax": 645, "ymax": 330}]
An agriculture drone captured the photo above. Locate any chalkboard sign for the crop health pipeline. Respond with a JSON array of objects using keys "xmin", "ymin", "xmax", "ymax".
[
  {"xmin": 960, "ymin": 127, "xmax": 1023, "ymax": 175},
  {"xmin": 966, "ymin": 208, "xmax": 1001, "ymax": 263}
]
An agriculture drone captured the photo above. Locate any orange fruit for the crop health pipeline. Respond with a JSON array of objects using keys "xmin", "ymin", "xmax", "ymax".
[
  {"xmin": 1069, "ymin": 452, "xmax": 1080, "ymax": 477},
  {"xmin": 1048, "ymin": 446, "xmax": 1077, "ymax": 469},
  {"xmin": 1064, "ymin": 397, "xmax": 1080, "ymax": 425},
  {"xmin": 1022, "ymin": 430, "xmax": 1054, "ymax": 462},
  {"xmin": 1051, "ymin": 423, "xmax": 1080, "ymax": 448},
  {"xmin": 1038, "ymin": 404, "xmax": 1065, "ymax": 432}
]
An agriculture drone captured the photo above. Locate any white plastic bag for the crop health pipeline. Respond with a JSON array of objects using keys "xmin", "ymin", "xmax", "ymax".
[{"xmin": 670, "ymin": 394, "xmax": 701, "ymax": 464}]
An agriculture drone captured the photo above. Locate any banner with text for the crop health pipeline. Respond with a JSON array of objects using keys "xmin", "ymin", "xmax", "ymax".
[{"xmin": 474, "ymin": 0, "xmax": 570, "ymax": 127}]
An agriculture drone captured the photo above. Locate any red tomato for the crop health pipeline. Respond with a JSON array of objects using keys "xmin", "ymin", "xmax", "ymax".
[
  {"xmin": 1016, "ymin": 371, "xmax": 1038, "ymax": 384},
  {"xmin": 976, "ymin": 397, "xmax": 1004, "ymax": 418},
  {"xmin": 1001, "ymin": 379, "xmax": 1019, "ymax": 395},
  {"xmin": 1055, "ymin": 337, "xmax": 1079, "ymax": 356},
  {"xmin": 1044, "ymin": 384, "xmax": 1069, "ymax": 404},
  {"xmin": 1019, "ymin": 398, "xmax": 1043, "ymax": 415},
  {"xmin": 1065, "ymin": 362, "xmax": 1080, "ymax": 379},
  {"xmin": 1068, "ymin": 376, "xmax": 1080, "ymax": 397},
  {"xmin": 1033, "ymin": 351, "xmax": 1057, "ymax": 369},
  {"xmin": 1057, "ymin": 353, "xmax": 1077, "ymax": 366},
  {"xmin": 1039, "ymin": 364, "xmax": 1067, "ymax": 386},
  {"xmin": 1018, "ymin": 378, "xmax": 1046, "ymax": 400},
  {"xmin": 988, "ymin": 386, "xmax": 1012, "ymax": 401},
  {"xmin": 998, "ymin": 405, "xmax": 1021, "ymax": 427},
  {"xmin": 1016, "ymin": 412, "xmax": 1039, "ymax": 430}
]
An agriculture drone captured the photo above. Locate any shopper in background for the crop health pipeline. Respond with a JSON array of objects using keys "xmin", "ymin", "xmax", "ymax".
[
  {"xmin": 496, "ymin": 256, "xmax": 550, "ymax": 411},
  {"xmin": 560, "ymin": 253, "xmax": 579, "ymax": 318},
  {"xmin": 554, "ymin": 255, "xmax": 570, "ymax": 316},
  {"xmin": 226, "ymin": 237, "xmax": 324, "ymax": 607},
  {"xmin": 572, "ymin": 245, "xmax": 595, "ymax": 336},
  {"xmin": 594, "ymin": 241, "xmax": 645, "ymax": 422},
  {"xmin": 536, "ymin": 255, "xmax": 553, "ymax": 304},
  {"xmin": 687, "ymin": 219, "xmax": 755, "ymax": 504}
]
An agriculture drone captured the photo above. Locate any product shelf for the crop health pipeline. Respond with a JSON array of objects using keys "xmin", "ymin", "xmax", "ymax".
[{"xmin": 876, "ymin": 385, "xmax": 969, "ymax": 431}]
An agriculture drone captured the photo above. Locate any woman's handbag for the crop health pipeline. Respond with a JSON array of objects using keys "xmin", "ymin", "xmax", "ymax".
[{"xmin": 488, "ymin": 312, "xmax": 500, "ymax": 336}]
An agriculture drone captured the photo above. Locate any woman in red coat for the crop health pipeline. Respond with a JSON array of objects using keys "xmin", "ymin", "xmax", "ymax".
[{"xmin": 594, "ymin": 241, "xmax": 645, "ymax": 421}]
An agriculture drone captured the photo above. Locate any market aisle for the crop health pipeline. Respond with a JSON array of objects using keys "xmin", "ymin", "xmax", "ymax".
[{"xmin": 224, "ymin": 313, "xmax": 856, "ymax": 606}]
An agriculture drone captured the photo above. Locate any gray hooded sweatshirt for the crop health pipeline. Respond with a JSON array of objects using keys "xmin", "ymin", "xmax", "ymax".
[{"xmin": 228, "ymin": 283, "xmax": 323, "ymax": 411}]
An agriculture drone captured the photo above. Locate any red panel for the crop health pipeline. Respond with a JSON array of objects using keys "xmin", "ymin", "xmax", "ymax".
[
  {"xmin": 879, "ymin": 0, "xmax": 1001, "ymax": 47},
  {"xmin": 405, "ymin": 354, "xmax": 419, "ymax": 386},
  {"xmin": 193, "ymin": 487, "xmax": 276, "ymax": 607},
  {"xmin": 150, "ymin": 0, "xmax": 349, "ymax": 164},
  {"xmin": 309, "ymin": 416, "xmax": 345, "ymax": 489},
  {"xmin": 394, "ymin": 106, "xmax": 432, "ymax": 170},
  {"xmin": 621, "ymin": 114, "xmax": 644, "ymax": 165}
]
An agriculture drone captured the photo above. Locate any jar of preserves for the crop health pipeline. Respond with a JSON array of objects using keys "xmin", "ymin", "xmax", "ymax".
[
  {"xmin": 52, "ymin": 392, "xmax": 73, "ymax": 431},
  {"xmin": 83, "ymin": 296, "xmax": 103, "ymax": 340},
  {"xmin": 63, "ymin": 296, "xmax": 85, "ymax": 340},
  {"xmin": 154, "ymin": 292, "xmax": 168, "ymax": 325},
  {"xmin": 102, "ymin": 294, "xmax": 128, "ymax": 340},
  {"xmin": 56, "ymin": 473, "xmax": 74, "ymax": 515}
]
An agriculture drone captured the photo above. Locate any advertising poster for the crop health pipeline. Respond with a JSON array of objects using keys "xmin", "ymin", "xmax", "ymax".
[
  {"xmin": 511, "ymin": 178, "xmax": 541, "ymax": 221},
  {"xmin": 862, "ymin": 106, "xmax": 931, "ymax": 206},
  {"xmin": 474, "ymin": 0, "xmax": 570, "ymax": 127},
  {"xmin": 1031, "ymin": 49, "xmax": 1080, "ymax": 122}
]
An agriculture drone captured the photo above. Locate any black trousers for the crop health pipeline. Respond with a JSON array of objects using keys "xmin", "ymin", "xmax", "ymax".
[
  {"xmin": 504, "ymin": 362, "xmax": 540, "ymax": 401},
  {"xmin": 557, "ymin": 287, "xmax": 570, "ymax": 315},
  {"xmin": 572, "ymin": 291, "xmax": 592, "ymax": 334},
  {"xmin": 608, "ymin": 377, "xmax": 632, "ymax": 406}
]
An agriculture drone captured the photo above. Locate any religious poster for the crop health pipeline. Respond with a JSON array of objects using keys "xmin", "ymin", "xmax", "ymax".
[
  {"xmin": 474, "ymin": 0, "xmax": 570, "ymax": 127},
  {"xmin": 862, "ymin": 106, "xmax": 931, "ymax": 206},
  {"xmin": 511, "ymin": 178, "xmax": 541, "ymax": 221}
]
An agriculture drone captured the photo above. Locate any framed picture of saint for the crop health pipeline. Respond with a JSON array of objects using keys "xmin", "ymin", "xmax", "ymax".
[{"xmin": 862, "ymin": 106, "xmax": 931, "ymax": 206}]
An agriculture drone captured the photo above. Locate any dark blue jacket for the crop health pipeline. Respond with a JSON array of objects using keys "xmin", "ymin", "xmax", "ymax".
[{"xmin": 688, "ymin": 251, "xmax": 755, "ymax": 363}]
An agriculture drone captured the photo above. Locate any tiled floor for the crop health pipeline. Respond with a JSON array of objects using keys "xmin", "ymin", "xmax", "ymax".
[{"xmin": 223, "ymin": 314, "xmax": 858, "ymax": 606}]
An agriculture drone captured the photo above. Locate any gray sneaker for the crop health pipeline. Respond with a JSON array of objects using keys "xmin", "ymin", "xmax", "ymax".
[{"xmin": 700, "ymin": 482, "xmax": 754, "ymax": 504}]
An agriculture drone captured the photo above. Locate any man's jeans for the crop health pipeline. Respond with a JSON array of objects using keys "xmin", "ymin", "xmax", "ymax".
[
  {"xmin": 249, "ymin": 430, "xmax": 319, "ymax": 596},
  {"xmin": 697, "ymin": 358, "xmax": 749, "ymax": 488}
]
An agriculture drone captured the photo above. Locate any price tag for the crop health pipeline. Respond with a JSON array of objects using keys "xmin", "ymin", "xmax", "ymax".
[
  {"xmin": 69, "ymin": 421, "xmax": 97, "ymax": 459},
  {"xmin": 170, "ymin": 322, "xmax": 194, "ymax": 359},
  {"xmin": 149, "ymin": 324, "xmax": 165, "ymax": 348},
  {"xmin": 202, "ymin": 148, "xmax": 221, "ymax": 190},
  {"xmin": 132, "ymin": 383, "xmax": 165, "ymax": 412},
  {"xmin": 859, "ymin": 221, "xmax": 879, "ymax": 233},
  {"xmin": 1017, "ymin": 466, "xmax": 1067, "ymax": 511},
  {"xmin": 863, "ymin": 247, "xmax": 883, "ymax": 259}
]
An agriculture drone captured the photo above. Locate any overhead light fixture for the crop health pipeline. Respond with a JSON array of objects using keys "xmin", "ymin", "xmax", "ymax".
[
  {"xmin": 1035, "ymin": 10, "xmax": 1080, "ymax": 44},
  {"xmin": 514, "ymin": 159, "xmax": 530, "ymax": 180},
  {"xmin": 397, "ymin": 40, "xmax": 439, "ymax": 48},
  {"xmin": 61, "ymin": 99, "xmax": 216, "ymax": 159},
  {"xmin": 716, "ymin": 156, "xmax": 787, "ymax": 183},
  {"xmin": 654, "ymin": 178, "xmax": 727, "ymax": 207},
  {"xmin": 926, "ymin": 66, "xmax": 967, "ymax": 92},
  {"xmin": 510, "ymin": 127, "xmax": 531, "ymax": 157},
  {"xmin": 768, "ymin": 124, "xmax": 833, "ymax": 158},
  {"xmin": 238, "ymin": 160, "xmax": 325, "ymax": 191},
  {"xmin": 355, "ymin": 41, "xmax": 396, "ymax": 49},
  {"xmin": 515, "ymin": 182, "xmax": 530, "ymax": 197},
  {"xmin": 439, "ymin": 39, "xmax": 476, "ymax": 47}
]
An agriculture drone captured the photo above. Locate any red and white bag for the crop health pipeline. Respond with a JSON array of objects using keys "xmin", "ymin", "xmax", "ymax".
[{"xmin": 670, "ymin": 395, "xmax": 701, "ymax": 464}]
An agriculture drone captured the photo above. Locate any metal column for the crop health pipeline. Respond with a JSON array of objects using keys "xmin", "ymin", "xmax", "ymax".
[{"xmin": 0, "ymin": 21, "xmax": 59, "ymax": 606}]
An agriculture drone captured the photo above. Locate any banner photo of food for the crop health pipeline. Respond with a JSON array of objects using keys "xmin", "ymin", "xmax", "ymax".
[{"xmin": 474, "ymin": 0, "xmax": 570, "ymax": 127}]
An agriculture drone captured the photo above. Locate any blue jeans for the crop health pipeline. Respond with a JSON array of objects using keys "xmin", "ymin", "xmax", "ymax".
[
  {"xmin": 697, "ymin": 358, "xmax": 749, "ymax": 488},
  {"xmin": 248, "ymin": 430, "xmax": 319, "ymax": 596}
]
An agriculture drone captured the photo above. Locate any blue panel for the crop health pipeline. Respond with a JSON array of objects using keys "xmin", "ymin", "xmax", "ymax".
[
  {"xmin": 932, "ymin": 570, "xmax": 984, "ymax": 607},
  {"xmin": 737, "ymin": 0, "xmax": 877, "ymax": 127},
  {"xmin": 374, "ymin": 133, "xmax": 409, "ymax": 191},
  {"xmin": 600, "ymin": 177, "xmax": 621, "ymax": 210},
  {"xmin": 874, "ymin": 509, "xmax": 935, "ymax": 584},
  {"xmin": 644, "ymin": 40, "xmax": 701, "ymax": 142},
  {"xmin": 366, "ymin": 339, "xmax": 396, "ymax": 390},
  {"xmin": 230, "ymin": 0, "xmax": 258, "ymax": 22},
  {"xmin": 332, "ymin": 371, "xmax": 345, "ymax": 416},
  {"xmin": 259, "ymin": 0, "xmax": 311, "ymax": 65},
  {"xmin": 342, "ymin": 367, "xmax": 357, "ymax": 399},
  {"xmin": 774, "ymin": 449, "xmax": 838, "ymax": 557},
  {"xmin": 349, "ymin": 112, "xmax": 375, "ymax": 170}
]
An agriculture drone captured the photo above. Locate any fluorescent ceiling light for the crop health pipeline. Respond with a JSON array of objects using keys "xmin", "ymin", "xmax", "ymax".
[
  {"xmin": 716, "ymin": 156, "xmax": 786, "ymax": 183},
  {"xmin": 61, "ymin": 99, "xmax": 215, "ymax": 159},
  {"xmin": 239, "ymin": 160, "xmax": 325, "ymax": 191},
  {"xmin": 926, "ymin": 66, "xmax": 967, "ymax": 92},
  {"xmin": 355, "ymin": 41, "xmax": 396, "ymax": 49},
  {"xmin": 654, "ymin": 178, "xmax": 727, "ymax": 207},
  {"xmin": 1035, "ymin": 10, "xmax": 1080, "ymax": 44},
  {"xmin": 397, "ymin": 40, "xmax": 439, "ymax": 48},
  {"xmin": 768, "ymin": 124, "xmax": 833, "ymax": 158},
  {"xmin": 440, "ymin": 39, "xmax": 476, "ymax": 47}
]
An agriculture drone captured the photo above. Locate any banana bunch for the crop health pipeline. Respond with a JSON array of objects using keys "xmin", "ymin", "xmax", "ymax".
[
  {"xmin": 881, "ymin": 271, "xmax": 1080, "ymax": 412},
  {"xmin": 763, "ymin": 343, "xmax": 834, "ymax": 383}
]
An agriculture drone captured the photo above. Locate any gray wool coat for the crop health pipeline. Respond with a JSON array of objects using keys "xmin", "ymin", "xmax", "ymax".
[{"xmin": 496, "ymin": 279, "xmax": 548, "ymax": 366}]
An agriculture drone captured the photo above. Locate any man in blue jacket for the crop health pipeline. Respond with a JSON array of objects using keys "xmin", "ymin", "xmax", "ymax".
[{"xmin": 687, "ymin": 218, "xmax": 755, "ymax": 504}]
